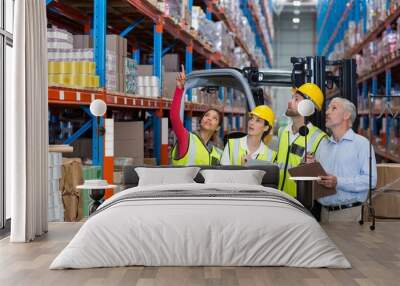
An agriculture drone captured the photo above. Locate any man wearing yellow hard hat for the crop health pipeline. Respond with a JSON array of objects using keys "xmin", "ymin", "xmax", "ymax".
[
  {"xmin": 220, "ymin": 105, "xmax": 276, "ymax": 165},
  {"xmin": 275, "ymin": 83, "xmax": 328, "ymax": 197}
]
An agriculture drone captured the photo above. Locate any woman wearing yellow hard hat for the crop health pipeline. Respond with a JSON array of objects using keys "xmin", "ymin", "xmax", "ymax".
[{"xmin": 220, "ymin": 105, "xmax": 276, "ymax": 165}]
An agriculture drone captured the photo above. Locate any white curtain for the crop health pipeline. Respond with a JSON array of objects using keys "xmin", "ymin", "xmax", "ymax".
[{"xmin": 6, "ymin": 0, "xmax": 48, "ymax": 242}]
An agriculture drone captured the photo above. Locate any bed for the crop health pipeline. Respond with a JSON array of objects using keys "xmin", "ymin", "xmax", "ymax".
[{"xmin": 50, "ymin": 165, "xmax": 351, "ymax": 269}]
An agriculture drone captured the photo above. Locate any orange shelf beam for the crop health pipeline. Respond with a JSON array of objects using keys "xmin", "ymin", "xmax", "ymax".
[{"xmin": 48, "ymin": 86, "xmax": 246, "ymax": 115}]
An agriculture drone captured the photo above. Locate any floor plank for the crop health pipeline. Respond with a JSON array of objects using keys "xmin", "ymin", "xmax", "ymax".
[{"xmin": 0, "ymin": 221, "xmax": 399, "ymax": 286}]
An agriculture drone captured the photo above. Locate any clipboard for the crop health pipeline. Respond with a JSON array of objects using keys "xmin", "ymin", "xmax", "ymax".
[{"xmin": 288, "ymin": 162, "xmax": 336, "ymax": 199}]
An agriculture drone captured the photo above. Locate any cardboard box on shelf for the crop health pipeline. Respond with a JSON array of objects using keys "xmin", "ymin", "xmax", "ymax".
[
  {"xmin": 114, "ymin": 122, "xmax": 144, "ymax": 164},
  {"xmin": 73, "ymin": 35, "xmax": 92, "ymax": 49},
  {"xmin": 119, "ymin": 73, "xmax": 125, "ymax": 93},
  {"xmin": 106, "ymin": 35, "xmax": 119, "ymax": 54},
  {"xmin": 163, "ymin": 54, "xmax": 180, "ymax": 72},
  {"xmin": 137, "ymin": 65, "xmax": 153, "ymax": 76},
  {"xmin": 120, "ymin": 37, "xmax": 128, "ymax": 57},
  {"xmin": 163, "ymin": 71, "xmax": 178, "ymax": 99},
  {"xmin": 73, "ymin": 35, "xmax": 83, "ymax": 49},
  {"xmin": 118, "ymin": 56, "xmax": 125, "ymax": 75}
]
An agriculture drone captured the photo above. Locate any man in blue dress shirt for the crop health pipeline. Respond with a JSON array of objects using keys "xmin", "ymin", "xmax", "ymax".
[{"xmin": 311, "ymin": 97, "xmax": 377, "ymax": 221}]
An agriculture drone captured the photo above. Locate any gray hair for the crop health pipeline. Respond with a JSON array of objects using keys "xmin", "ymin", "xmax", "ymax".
[{"xmin": 331, "ymin": 97, "xmax": 357, "ymax": 126}]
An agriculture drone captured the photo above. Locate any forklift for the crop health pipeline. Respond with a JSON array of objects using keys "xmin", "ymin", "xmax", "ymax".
[{"xmin": 182, "ymin": 56, "xmax": 375, "ymax": 230}]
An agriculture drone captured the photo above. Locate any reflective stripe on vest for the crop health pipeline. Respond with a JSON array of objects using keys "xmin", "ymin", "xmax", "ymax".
[
  {"xmin": 228, "ymin": 136, "xmax": 275, "ymax": 165},
  {"xmin": 276, "ymin": 124, "xmax": 326, "ymax": 197},
  {"xmin": 171, "ymin": 133, "xmax": 222, "ymax": 166}
]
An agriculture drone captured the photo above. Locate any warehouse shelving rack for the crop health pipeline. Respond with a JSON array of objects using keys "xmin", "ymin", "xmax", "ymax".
[
  {"xmin": 46, "ymin": 0, "xmax": 274, "ymax": 176},
  {"xmin": 317, "ymin": 0, "xmax": 400, "ymax": 163},
  {"xmin": 241, "ymin": 0, "xmax": 273, "ymax": 67},
  {"xmin": 204, "ymin": 0, "xmax": 258, "ymax": 66}
]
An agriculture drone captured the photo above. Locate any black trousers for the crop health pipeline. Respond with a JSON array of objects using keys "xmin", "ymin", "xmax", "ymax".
[{"xmin": 310, "ymin": 200, "xmax": 322, "ymax": 222}]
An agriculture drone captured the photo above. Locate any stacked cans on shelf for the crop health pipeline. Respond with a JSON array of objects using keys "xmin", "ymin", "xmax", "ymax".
[
  {"xmin": 47, "ymin": 28, "xmax": 100, "ymax": 88},
  {"xmin": 136, "ymin": 76, "xmax": 160, "ymax": 98}
]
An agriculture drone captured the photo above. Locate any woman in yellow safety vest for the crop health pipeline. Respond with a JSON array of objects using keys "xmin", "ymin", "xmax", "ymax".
[
  {"xmin": 170, "ymin": 66, "xmax": 223, "ymax": 166},
  {"xmin": 220, "ymin": 105, "xmax": 276, "ymax": 165}
]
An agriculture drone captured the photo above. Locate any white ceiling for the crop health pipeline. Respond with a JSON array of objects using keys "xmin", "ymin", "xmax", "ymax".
[{"xmin": 271, "ymin": 0, "xmax": 317, "ymax": 14}]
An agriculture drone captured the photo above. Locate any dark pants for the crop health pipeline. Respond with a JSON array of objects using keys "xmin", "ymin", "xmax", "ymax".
[{"xmin": 310, "ymin": 200, "xmax": 322, "ymax": 222}]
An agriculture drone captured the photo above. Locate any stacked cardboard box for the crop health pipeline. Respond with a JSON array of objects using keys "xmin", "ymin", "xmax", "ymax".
[
  {"xmin": 161, "ymin": 55, "xmax": 179, "ymax": 99},
  {"xmin": 73, "ymin": 35, "xmax": 91, "ymax": 49},
  {"xmin": 125, "ymin": 58, "xmax": 137, "ymax": 94},
  {"xmin": 106, "ymin": 35, "xmax": 128, "ymax": 93},
  {"xmin": 163, "ymin": 71, "xmax": 178, "ymax": 99},
  {"xmin": 106, "ymin": 51, "xmax": 118, "ymax": 91},
  {"xmin": 163, "ymin": 54, "xmax": 180, "ymax": 72},
  {"xmin": 137, "ymin": 65, "xmax": 153, "ymax": 76},
  {"xmin": 114, "ymin": 122, "xmax": 144, "ymax": 164},
  {"xmin": 48, "ymin": 152, "xmax": 64, "ymax": 222}
]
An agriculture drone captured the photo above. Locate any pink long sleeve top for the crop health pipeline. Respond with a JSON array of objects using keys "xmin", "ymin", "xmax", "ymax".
[{"xmin": 170, "ymin": 87, "xmax": 189, "ymax": 158}]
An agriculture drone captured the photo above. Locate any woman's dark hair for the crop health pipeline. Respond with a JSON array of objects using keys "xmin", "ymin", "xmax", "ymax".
[
  {"xmin": 199, "ymin": 108, "xmax": 223, "ymax": 127},
  {"xmin": 261, "ymin": 122, "xmax": 272, "ymax": 141},
  {"xmin": 198, "ymin": 108, "xmax": 223, "ymax": 147}
]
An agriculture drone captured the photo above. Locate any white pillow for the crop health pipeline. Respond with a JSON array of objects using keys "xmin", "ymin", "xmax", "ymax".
[
  {"xmin": 135, "ymin": 167, "xmax": 200, "ymax": 186},
  {"xmin": 200, "ymin": 169, "xmax": 266, "ymax": 185}
]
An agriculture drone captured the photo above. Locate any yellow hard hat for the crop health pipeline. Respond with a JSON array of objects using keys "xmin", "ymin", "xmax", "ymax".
[
  {"xmin": 249, "ymin": 105, "xmax": 275, "ymax": 127},
  {"xmin": 295, "ymin": 83, "xmax": 324, "ymax": 111}
]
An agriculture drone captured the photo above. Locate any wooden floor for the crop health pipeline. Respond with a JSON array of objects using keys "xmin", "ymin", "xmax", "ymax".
[{"xmin": 0, "ymin": 221, "xmax": 399, "ymax": 286}]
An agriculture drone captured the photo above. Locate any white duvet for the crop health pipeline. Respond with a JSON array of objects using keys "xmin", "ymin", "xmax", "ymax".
[{"xmin": 50, "ymin": 183, "xmax": 351, "ymax": 269}]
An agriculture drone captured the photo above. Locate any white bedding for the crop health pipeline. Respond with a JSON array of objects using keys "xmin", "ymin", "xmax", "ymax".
[{"xmin": 50, "ymin": 183, "xmax": 351, "ymax": 269}]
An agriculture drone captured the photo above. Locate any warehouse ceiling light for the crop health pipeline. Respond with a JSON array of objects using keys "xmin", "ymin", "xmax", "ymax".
[
  {"xmin": 293, "ymin": 0, "xmax": 301, "ymax": 7},
  {"xmin": 292, "ymin": 17, "xmax": 300, "ymax": 24},
  {"xmin": 293, "ymin": 9, "xmax": 301, "ymax": 15}
]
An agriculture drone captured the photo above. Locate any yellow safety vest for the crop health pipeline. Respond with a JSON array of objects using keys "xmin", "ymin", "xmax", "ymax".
[
  {"xmin": 227, "ymin": 136, "xmax": 276, "ymax": 165},
  {"xmin": 275, "ymin": 124, "xmax": 326, "ymax": 197},
  {"xmin": 171, "ymin": 132, "xmax": 222, "ymax": 166}
]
